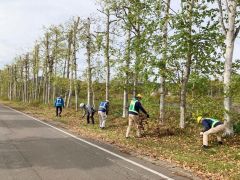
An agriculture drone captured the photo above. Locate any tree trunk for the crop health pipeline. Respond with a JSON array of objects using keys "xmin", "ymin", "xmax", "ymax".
[
  {"xmin": 73, "ymin": 17, "xmax": 80, "ymax": 111},
  {"xmin": 159, "ymin": 0, "xmax": 171, "ymax": 124},
  {"xmin": 51, "ymin": 28, "xmax": 61, "ymax": 102},
  {"xmin": 8, "ymin": 67, "xmax": 12, "ymax": 100},
  {"xmin": 52, "ymin": 61, "xmax": 57, "ymax": 102},
  {"xmin": 42, "ymin": 33, "xmax": 51, "ymax": 104},
  {"xmin": 46, "ymin": 33, "xmax": 53, "ymax": 105},
  {"xmin": 122, "ymin": 29, "xmax": 131, "ymax": 118},
  {"xmin": 34, "ymin": 44, "xmax": 40, "ymax": 101},
  {"xmin": 133, "ymin": 31, "xmax": 141, "ymax": 97},
  {"xmin": 67, "ymin": 65, "xmax": 73, "ymax": 108},
  {"xmin": 105, "ymin": 9, "xmax": 110, "ymax": 101},
  {"xmin": 179, "ymin": 0, "xmax": 194, "ymax": 129},
  {"xmin": 223, "ymin": 0, "xmax": 237, "ymax": 135},
  {"xmin": 42, "ymin": 53, "xmax": 48, "ymax": 104},
  {"xmin": 66, "ymin": 30, "xmax": 73, "ymax": 107},
  {"xmin": 13, "ymin": 65, "xmax": 17, "ymax": 99},
  {"xmin": 24, "ymin": 54, "xmax": 29, "ymax": 103},
  {"xmin": 19, "ymin": 59, "xmax": 24, "ymax": 101},
  {"xmin": 86, "ymin": 18, "xmax": 93, "ymax": 106}
]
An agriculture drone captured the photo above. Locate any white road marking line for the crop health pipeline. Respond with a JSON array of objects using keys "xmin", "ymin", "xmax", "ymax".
[{"xmin": 3, "ymin": 105, "xmax": 174, "ymax": 180}]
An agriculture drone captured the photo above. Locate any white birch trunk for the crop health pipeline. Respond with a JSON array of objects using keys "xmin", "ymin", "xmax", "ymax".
[
  {"xmin": 105, "ymin": 9, "xmax": 110, "ymax": 101},
  {"xmin": 87, "ymin": 18, "xmax": 93, "ymax": 106},
  {"xmin": 73, "ymin": 17, "xmax": 80, "ymax": 111},
  {"xmin": 66, "ymin": 30, "xmax": 73, "ymax": 108},
  {"xmin": 159, "ymin": 0, "xmax": 171, "ymax": 123},
  {"xmin": 179, "ymin": 0, "xmax": 194, "ymax": 129},
  {"xmin": 223, "ymin": 0, "xmax": 237, "ymax": 135},
  {"xmin": 122, "ymin": 29, "xmax": 131, "ymax": 118},
  {"xmin": 67, "ymin": 67, "xmax": 73, "ymax": 108}
]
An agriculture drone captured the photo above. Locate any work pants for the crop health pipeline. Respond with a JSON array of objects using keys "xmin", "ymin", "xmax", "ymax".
[
  {"xmin": 126, "ymin": 114, "xmax": 142, "ymax": 138},
  {"xmin": 203, "ymin": 124, "xmax": 226, "ymax": 146},
  {"xmin": 98, "ymin": 111, "xmax": 107, "ymax": 128},
  {"xmin": 56, "ymin": 106, "xmax": 62, "ymax": 117},
  {"xmin": 87, "ymin": 112, "xmax": 95, "ymax": 124}
]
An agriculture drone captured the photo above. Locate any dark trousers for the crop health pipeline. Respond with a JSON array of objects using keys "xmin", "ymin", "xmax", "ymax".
[
  {"xmin": 87, "ymin": 112, "xmax": 95, "ymax": 124},
  {"xmin": 56, "ymin": 106, "xmax": 62, "ymax": 117}
]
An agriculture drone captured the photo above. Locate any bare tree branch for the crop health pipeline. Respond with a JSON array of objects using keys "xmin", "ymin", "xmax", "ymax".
[
  {"xmin": 217, "ymin": 0, "xmax": 227, "ymax": 35},
  {"xmin": 109, "ymin": 19, "xmax": 118, "ymax": 24},
  {"xmin": 97, "ymin": 9, "xmax": 117, "ymax": 25},
  {"xmin": 123, "ymin": 8, "xmax": 138, "ymax": 33},
  {"xmin": 114, "ymin": 9, "xmax": 137, "ymax": 36},
  {"xmin": 97, "ymin": 9, "xmax": 108, "ymax": 16}
]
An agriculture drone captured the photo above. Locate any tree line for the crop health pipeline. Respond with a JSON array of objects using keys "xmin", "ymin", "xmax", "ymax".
[{"xmin": 0, "ymin": 0, "xmax": 240, "ymax": 134}]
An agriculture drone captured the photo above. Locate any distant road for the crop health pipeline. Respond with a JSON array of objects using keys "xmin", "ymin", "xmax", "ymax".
[{"xmin": 0, "ymin": 104, "xmax": 194, "ymax": 180}]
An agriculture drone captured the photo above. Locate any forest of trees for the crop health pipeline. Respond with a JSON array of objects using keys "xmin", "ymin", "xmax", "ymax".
[{"xmin": 0, "ymin": 0, "xmax": 240, "ymax": 134}]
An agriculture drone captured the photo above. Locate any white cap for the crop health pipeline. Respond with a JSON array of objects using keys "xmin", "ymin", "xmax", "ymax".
[{"xmin": 79, "ymin": 103, "xmax": 85, "ymax": 108}]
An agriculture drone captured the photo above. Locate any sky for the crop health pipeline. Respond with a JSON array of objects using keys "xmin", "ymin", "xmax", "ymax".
[
  {"xmin": 0, "ymin": 0, "xmax": 97, "ymax": 68},
  {"xmin": 0, "ymin": 0, "xmax": 239, "ymax": 69}
]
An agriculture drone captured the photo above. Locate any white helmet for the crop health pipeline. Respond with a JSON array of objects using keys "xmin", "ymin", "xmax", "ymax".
[{"xmin": 79, "ymin": 103, "xmax": 85, "ymax": 108}]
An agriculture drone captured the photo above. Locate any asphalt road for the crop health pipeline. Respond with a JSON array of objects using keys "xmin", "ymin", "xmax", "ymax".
[{"xmin": 0, "ymin": 104, "xmax": 196, "ymax": 180}]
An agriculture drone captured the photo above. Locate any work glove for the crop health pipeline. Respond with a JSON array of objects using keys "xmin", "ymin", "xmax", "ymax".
[{"xmin": 146, "ymin": 114, "xmax": 150, "ymax": 118}]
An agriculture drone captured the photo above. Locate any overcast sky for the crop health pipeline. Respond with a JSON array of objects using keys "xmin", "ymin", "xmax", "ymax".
[
  {"xmin": 0, "ymin": 0, "xmax": 97, "ymax": 68},
  {"xmin": 0, "ymin": 0, "xmax": 239, "ymax": 69}
]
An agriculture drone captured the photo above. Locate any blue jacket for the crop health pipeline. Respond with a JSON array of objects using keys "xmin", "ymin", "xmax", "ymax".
[
  {"xmin": 201, "ymin": 118, "xmax": 223, "ymax": 132},
  {"xmin": 54, "ymin": 97, "xmax": 64, "ymax": 107},
  {"xmin": 98, "ymin": 101, "xmax": 109, "ymax": 114}
]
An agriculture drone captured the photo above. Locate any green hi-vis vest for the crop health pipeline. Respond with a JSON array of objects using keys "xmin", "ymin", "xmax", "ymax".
[
  {"xmin": 207, "ymin": 118, "xmax": 220, "ymax": 128},
  {"xmin": 129, "ymin": 99, "xmax": 138, "ymax": 114}
]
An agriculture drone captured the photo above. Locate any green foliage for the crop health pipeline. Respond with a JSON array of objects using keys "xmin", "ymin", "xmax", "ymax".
[
  {"xmin": 231, "ymin": 73, "xmax": 240, "ymax": 102},
  {"xmin": 233, "ymin": 122, "xmax": 240, "ymax": 134},
  {"xmin": 168, "ymin": 1, "xmax": 223, "ymax": 78},
  {"xmin": 96, "ymin": 33, "xmax": 104, "ymax": 51},
  {"xmin": 189, "ymin": 96, "xmax": 224, "ymax": 122},
  {"xmin": 188, "ymin": 73, "xmax": 210, "ymax": 96}
]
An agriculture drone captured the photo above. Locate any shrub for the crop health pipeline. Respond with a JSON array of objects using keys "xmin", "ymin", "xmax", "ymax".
[
  {"xmin": 189, "ymin": 96, "xmax": 224, "ymax": 122},
  {"xmin": 233, "ymin": 122, "xmax": 240, "ymax": 134}
]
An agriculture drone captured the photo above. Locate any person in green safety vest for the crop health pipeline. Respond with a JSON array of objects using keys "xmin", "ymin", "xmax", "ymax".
[
  {"xmin": 126, "ymin": 94, "xmax": 149, "ymax": 138},
  {"xmin": 197, "ymin": 116, "xmax": 226, "ymax": 148}
]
